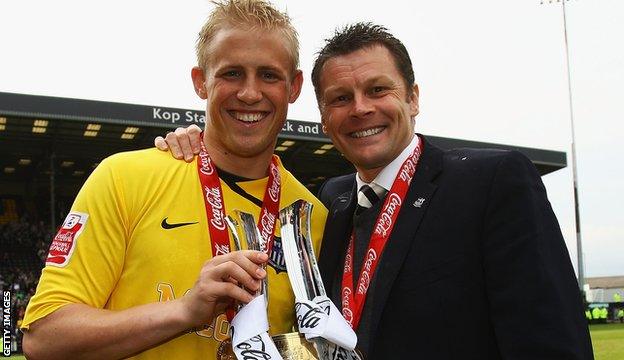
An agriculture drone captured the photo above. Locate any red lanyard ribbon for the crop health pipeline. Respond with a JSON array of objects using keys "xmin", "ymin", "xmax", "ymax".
[
  {"xmin": 196, "ymin": 138, "xmax": 281, "ymax": 258},
  {"xmin": 341, "ymin": 136, "xmax": 423, "ymax": 330}
]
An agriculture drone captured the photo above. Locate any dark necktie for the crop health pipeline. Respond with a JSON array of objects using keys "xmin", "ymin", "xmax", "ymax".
[{"xmin": 355, "ymin": 183, "xmax": 386, "ymax": 215}]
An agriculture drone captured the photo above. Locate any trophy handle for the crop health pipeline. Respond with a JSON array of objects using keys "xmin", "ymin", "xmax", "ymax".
[
  {"xmin": 238, "ymin": 212, "xmax": 260, "ymax": 252},
  {"xmin": 280, "ymin": 200, "xmax": 325, "ymax": 299},
  {"xmin": 298, "ymin": 201, "xmax": 326, "ymax": 297},
  {"xmin": 232, "ymin": 211, "xmax": 268, "ymax": 303},
  {"xmin": 225, "ymin": 216, "xmax": 243, "ymax": 252}
]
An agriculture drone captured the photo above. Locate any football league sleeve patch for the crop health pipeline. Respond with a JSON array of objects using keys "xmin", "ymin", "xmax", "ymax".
[{"xmin": 46, "ymin": 211, "xmax": 89, "ymax": 267}]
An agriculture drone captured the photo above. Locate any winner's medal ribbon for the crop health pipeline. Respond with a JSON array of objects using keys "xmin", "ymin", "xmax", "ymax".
[
  {"xmin": 196, "ymin": 132, "xmax": 281, "ymax": 263},
  {"xmin": 196, "ymin": 134, "xmax": 281, "ymax": 320},
  {"xmin": 342, "ymin": 136, "xmax": 423, "ymax": 330}
]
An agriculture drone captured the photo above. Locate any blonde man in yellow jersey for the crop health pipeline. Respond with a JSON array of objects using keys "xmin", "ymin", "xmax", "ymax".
[{"xmin": 21, "ymin": 1, "xmax": 327, "ymax": 359}]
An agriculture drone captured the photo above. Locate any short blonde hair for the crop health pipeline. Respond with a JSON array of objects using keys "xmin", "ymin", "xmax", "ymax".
[{"xmin": 196, "ymin": 0, "xmax": 299, "ymax": 73}]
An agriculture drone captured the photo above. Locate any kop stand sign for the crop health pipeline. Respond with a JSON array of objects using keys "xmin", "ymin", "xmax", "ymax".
[{"xmin": 151, "ymin": 107, "xmax": 206, "ymax": 125}]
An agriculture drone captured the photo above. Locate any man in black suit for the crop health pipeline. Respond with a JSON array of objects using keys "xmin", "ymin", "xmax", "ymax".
[
  {"xmin": 156, "ymin": 21, "xmax": 593, "ymax": 360},
  {"xmin": 311, "ymin": 23, "xmax": 593, "ymax": 359}
]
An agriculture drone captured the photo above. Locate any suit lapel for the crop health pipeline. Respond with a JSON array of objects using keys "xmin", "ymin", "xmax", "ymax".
[
  {"xmin": 319, "ymin": 177, "xmax": 357, "ymax": 303},
  {"xmin": 367, "ymin": 137, "xmax": 443, "ymax": 339}
]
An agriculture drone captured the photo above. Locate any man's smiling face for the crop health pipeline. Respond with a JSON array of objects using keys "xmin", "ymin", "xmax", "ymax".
[
  {"xmin": 195, "ymin": 26, "xmax": 302, "ymax": 160},
  {"xmin": 319, "ymin": 44, "xmax": 419, "ymax": 181}
]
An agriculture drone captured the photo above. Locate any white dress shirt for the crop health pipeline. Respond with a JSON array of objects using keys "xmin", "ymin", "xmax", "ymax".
[{"xmin": 355, "ymin": 134, "xmax": 420, "ymax": 193}]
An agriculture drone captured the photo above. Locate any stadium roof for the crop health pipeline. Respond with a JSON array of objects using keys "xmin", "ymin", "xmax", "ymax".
[
  {"xmin": 586, "ymin": 276, "xmax": 624, "ymax": 289},
  {"xmin": 0, "ymin": 91, "xmax": 567, "ymax": 196}
]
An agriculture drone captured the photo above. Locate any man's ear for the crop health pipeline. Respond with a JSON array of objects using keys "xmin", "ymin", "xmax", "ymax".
[
  {"xmin": 409, "ymin": 83, "xmax": 420, "ymax": 117},
  {"xmin": 288, "ymin": 70, "xmax": 304, "ymax": 103},
  {"xmin": 191, "ymin": 66, "xmax": 207, "ymax": 99}
]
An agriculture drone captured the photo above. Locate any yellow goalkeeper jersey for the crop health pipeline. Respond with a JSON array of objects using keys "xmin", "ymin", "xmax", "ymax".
[{"xmin": 22, "ymin": 148, "xmax": 327, "ymax": 359}]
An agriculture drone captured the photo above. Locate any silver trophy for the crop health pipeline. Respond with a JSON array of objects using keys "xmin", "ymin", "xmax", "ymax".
[
  {"xmin": 280, "ymin": 200, "xmax": 362, "ymax": 360},
  {"xmin": 222, "ymin": 210, "xmax": 319, "ymax": 360}
]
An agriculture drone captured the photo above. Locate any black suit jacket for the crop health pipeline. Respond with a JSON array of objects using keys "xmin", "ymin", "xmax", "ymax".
[{"xmin": 318, "ymin": 136, "xmax": 593, "ymax": 359}]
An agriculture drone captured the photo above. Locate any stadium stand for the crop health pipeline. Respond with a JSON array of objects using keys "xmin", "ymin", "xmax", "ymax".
[{"xmin": 1, "ymin": 210, "xmax": 53, "ymax": 353}]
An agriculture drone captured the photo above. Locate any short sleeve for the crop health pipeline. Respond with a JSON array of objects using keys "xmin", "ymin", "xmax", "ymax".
[{"xmin": 22, "ymin": 157, "xmax": 129, "ymax": 330}]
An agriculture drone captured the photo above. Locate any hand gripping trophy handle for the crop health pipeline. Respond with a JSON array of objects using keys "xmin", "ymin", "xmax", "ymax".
[{"xmin": 225, "ymin": 213, "xmax": 267, "ymax": 301}]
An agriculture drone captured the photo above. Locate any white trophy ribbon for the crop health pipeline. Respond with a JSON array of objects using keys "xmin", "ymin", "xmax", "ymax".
[
  {"xmin": 295, "ymin": 296, "xmax": 357, "ymax": 350},
  {"xmin": 231, "ymin": 296, "xmax": 283, "ymax": 360}
]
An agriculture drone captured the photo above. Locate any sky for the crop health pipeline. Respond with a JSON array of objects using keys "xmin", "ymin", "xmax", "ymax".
[{"xmin": 0, "ymin": 0, "xmax": 622, "ymax": 278}]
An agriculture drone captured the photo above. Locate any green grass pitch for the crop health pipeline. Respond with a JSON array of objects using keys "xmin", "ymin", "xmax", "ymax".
[{"xmin": 590, "ymin": 323, "xmax": 624, "ymax": 360}]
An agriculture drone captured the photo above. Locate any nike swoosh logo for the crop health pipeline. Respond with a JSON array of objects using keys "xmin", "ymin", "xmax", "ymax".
[{"xmin": 161, "ymin": 217, "xmax": 198, "ymax": 229}]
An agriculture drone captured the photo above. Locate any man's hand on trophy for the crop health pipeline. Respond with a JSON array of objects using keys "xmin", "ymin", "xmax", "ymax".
[
  {"xmin": 177, "ymin": 250, "xmax": 268, "ymax": 328},
  {"xmin": 154, "ymin": 124, "xmax": 202, "ymax": 162}
]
